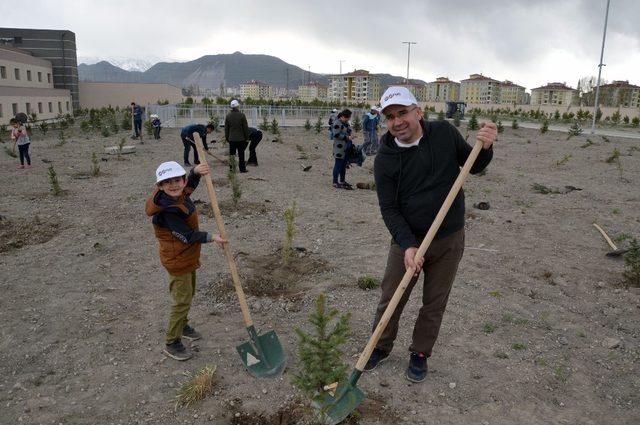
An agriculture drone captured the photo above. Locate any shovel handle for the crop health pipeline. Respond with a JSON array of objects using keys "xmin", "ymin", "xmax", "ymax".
[
  {"xmin": 593, "ymin": 223, "xmax": 618, "ymax": 250},
  {"xmin": 193, "ymin": 133, "xmax": 253, "ymax": 327},
  {"xmin": 355, "ymin": 139, "xmax": 484, "ymax": 372}
]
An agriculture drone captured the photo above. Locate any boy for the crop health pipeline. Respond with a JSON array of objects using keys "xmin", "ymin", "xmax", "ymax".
[
  {"xmin": 151, "ymin": 114, "xmax": 162, "ymax": 140},
  {"xmin": 145, "ymin": 161, "xmax": 226, "ymax": 360},
  {"xmin": 10, "ymin": 118, "xmax": 31, "ymax": 169}
]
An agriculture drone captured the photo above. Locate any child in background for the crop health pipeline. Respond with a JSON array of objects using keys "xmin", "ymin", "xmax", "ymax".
[
  {"xmin": 151, "ymin": 114, "xmax": 162, "ymax": 140},
  {"xmin": 10, "ymin": 118, "xmax": 31, "ymax": 169},
  {"xmin": 145, "ymin": 161, "xmax": 227, "ymax": 361}
]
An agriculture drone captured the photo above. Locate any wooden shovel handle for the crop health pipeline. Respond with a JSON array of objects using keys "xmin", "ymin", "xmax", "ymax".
[
  {"xmin": 593, "ymin": 223, "xmax": 618, "ymax": 250},
  {"xmin": 193, "ymin": 133, "xmax": 253, "ymax": 327},
  {"xmin": 355, "ymin": 139, "xmax": 484, "ymax": 371}
]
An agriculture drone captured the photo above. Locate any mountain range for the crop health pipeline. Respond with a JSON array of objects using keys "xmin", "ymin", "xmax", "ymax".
[{"xmin": 77, "ymin": 52, "xmax": 426, "ymax": 92}]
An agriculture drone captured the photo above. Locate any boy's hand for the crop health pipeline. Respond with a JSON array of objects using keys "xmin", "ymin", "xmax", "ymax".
[
  {"xmin": 213, "ymin": 234, "xmax": 228, "ymax": 247},
  {"xmin": 194, "ymin": 163, "xmax": 210, "ymax": 176}
]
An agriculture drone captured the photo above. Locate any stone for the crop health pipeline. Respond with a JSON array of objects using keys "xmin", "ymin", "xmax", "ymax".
[
  {"xmin": 603, "ymin": 338, "xmax": 622, "ymax": 349},
  {"xmin": 449, "ymin": 382, "xmax": 456, "ymax": 389},
  {"xmin": 104, "ymin": 145, "xmax": 136, "ymax": 155},
  {"xmin": 558, "ymin": 336, "xmax": 569, "ymax": 346}
]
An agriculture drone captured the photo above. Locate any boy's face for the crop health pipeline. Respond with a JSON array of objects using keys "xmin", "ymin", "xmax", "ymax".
[
  {"xmin": 158, "ymin": 176, "xmax": 187, "ymax": 198},
  {"xmin": 11, "ymin": 122, "xmax": 19, "ymax": 129}
]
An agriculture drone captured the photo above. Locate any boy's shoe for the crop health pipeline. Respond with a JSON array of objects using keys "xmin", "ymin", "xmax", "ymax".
[
  {"xmin": 341, "ymin": 182, "xmax": 354, "ymax": 190},
  {"xmin": 17, "ymin": 164, "xmax": 25, "ymax": 169},
  {"xmin": 332, "ymin": 182, "xmax": 343, "ymax": 189},
  {"xmin": 182, "ymin": 324, "xmax": 201, "ymax": 341},
  {"xmin": 406, "ymin": 352, "xmax": 428, "ymax": 382},
  {"xmin": 363, "ymin": 348, "xmax": 390, "ymax": 371},
  {"xmin": 163, "ymin": 340, "xmax": 192, "ymax": 361}
]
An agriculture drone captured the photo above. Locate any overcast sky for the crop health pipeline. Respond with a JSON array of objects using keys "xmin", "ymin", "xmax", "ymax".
[{"xmin": 2, "ymin": 0, "xmax": 638, "ymax": 90}]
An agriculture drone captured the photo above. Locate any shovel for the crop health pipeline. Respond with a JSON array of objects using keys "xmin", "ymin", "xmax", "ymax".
[
  {"xmin": 192, "ymin": 133, "xmax": 286, "ymax": 378},
  {"xmin": 317, "ymin": 139, "xmax": 485, "ymax": 425},
  {"xmin": 593, "ymin": 223, "xmax": 629, "ymax": 257}
]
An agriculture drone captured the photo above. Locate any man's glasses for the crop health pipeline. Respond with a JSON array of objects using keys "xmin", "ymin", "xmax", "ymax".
[{"xmin": 384, "ymin": 106, "xmax": 418, "ymax": 122}]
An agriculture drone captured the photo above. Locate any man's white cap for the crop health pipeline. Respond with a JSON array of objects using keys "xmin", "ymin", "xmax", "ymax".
[
  {"xmin": 155, "ymin": 161, "xmax": 186, "ymax": 183},
  {"xmin": 230, "ymin": 99, "xmax": 240, "ymax": 108},
  {"xmin": 150, "ymin": 114, "xmax": 159, "ymax": 118},
  {"xmin": 380, "ymin": 86, "xmax": 418, "ymax": 113},
  {"xmin": 331, "ymin": 108, "xmax": 338, "ymax": 113}
]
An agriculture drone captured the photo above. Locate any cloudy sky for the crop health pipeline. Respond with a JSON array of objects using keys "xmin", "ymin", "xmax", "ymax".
[{"xmin": 2, "ymin": 0, "xmax": 639, "ymax": 90}]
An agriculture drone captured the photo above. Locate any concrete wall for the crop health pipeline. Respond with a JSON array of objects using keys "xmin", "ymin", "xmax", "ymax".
[
  {"xmin": 79, "ymin": 82, "xmax": 184, "ymax": 109},
  {"xmin": 0, "ymin": 86, "xmax": 72, "ymax": 125},
  {"xmin": 0, "ymin": 46, "xmax": 54, "ymax": 89}
]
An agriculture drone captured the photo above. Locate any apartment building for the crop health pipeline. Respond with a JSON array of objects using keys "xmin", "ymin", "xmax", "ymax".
[
  {"xmin": 499, "ymin": 80, "xmax": 526, "ymax": 105},
  {"xmin": 297, "ymin": 82, "xmax": 328, "ymax": 102},
  {"xmin": 460, "ymin": 74, "xmax": 501, "ymax": 104},
  {"xmin": 589, "ymin": 80, "xmax": 640, "ymax": 108},
  {"xmin": 240, "ymin": 80, "xmax": 273, "ymax": 100},
  {"xmin": 426, "ymin": 77, "xmax": 460, "ymax": 102},
  {"xmin": 328, "ymin": 70, "xmax": 380, "ymax": 103},
  {"xmin": 0, "ymin": 28, "xmax": 79, "ymax": 109},
  {"xmin": 530, "ymin": 82, "xmax": 578, "ymax": 106},
  {"xmin": 0, "ymin": 45, "xmax": 72, "ymax": 125},
  {"xmin": 392, "ymin": 80, "xmax": 427, "ymax": 102}
]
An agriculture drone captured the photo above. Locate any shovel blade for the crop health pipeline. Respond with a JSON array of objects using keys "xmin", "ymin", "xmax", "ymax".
[
  {"xmin": 313, "ymin": 371, "xmax": 365, "ymax": 425},
  {"xmin": 236, "ymin": 327, "xmax": 286, "ymax": 378}
]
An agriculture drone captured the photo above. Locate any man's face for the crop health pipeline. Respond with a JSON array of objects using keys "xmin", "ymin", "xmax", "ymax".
[
  {"xmin": 158, "ymin": 176, "xmax": 187, "ymax": 198},
  {"xmin": 339, "ymin": 115, "xmax": 350, "ymax": 123},
  {"xmin": 383, "ymin": 104, "xmax": 423, "ymax": 143}
]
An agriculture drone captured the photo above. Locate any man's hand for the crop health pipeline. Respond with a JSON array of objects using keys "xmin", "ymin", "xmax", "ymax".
[
  {"xmin": 213, "ymin": 234, "xmax": 228, "ymax": 247},
  {"xmin": 477, "ymin": 122, "xmax": 497, "ymax": 150},
  {"xmin": 194, "ymin": 163, "xmax": 210, "ymax": 176},
  {"xmin": 404, "ymin": 247, "xmax": 424, "ymax": 277}
]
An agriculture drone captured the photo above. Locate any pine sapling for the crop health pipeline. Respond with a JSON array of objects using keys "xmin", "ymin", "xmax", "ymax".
[
  {"xmin": 144, "ymin": 120, "xmax": 153, "ymax": 136},
  {"xmin": 437, "ymin": 110, "xmax": 445, "ymax": 120},
  {"xmin": 512, "ymin": 119, "xmax": 519, "ymax": 129},
  {"xmin": 540, "ymin": 119, "xmax": 549, "ymax": 134},
  {"xmin": 270, "ymin": 118, "xmax": 280, "ymax": 135},
  {"xmin": 314, "ymin": 116, "xmax": 323, "ymax": 133},
  {"xmin": 282, "ymin": 200, "xmax": 300, "ymax": 265},
  {"xmin": 352, "ymin": 115, "xmax": 362, "ymax": 133},
  {"xmin": 48, "ymin": 165, "xmax": 62, "ymax": 196},
  {"xmin": 227, "ymin": 155, "xmax": 242, "ymax": 206},
  {"xmin": 259, "ymin": 115, "xmax": 270, "ymax": 131},
  {"xmin": 56, "ymin": 129, "xmax": 67, "ymax": 146},
  {"xmin": 623, "ymin": 239, "xmax": 640, "ymax": 287},
  {"xmin": 293, "ymin": 293, "xmax": 351, "ymax": 403},
  {"xmin": 468, "ymin": 113, "xmax": 479, "ymax": 131},
  {"xmin": 497, "ymin": 120, "xmax": 504, "ymax": 133},
  {"xmin": 91, "ymin": 152, "xmax": 100, "ymax": 177},
  {"xmin": 38, "ymin": 121, "xmax": 49, "ymax": 135},
  {"xmin": 304, "ymin": 118, "xmax": 312, "ymax": 131},
  {"xmin": 453, "ymin": 111, "xmax": 461, "ymax": 127},
  {"xmin": 567, "ymin": 121, "xmax": 583, "ymax": 139}
]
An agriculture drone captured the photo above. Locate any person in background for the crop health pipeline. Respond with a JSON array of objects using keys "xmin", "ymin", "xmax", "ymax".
[
  {"xmin": 224, "ymin": 100, "xmax": 250, "ymax": 173},
  {"xmin": 10, "ymin": 118, "xmax": 31, "ymax": 169},
  {"xmin": 247, "ymin": 127, "xmax": 263, "ymax": 166},
  {"xmin": 180, "ymin": 123, "xmax": 214, "ymax": 166},
  {"xmin": 362, "ymin": 106, "xmax": 380, "ymax": 155},
  {"xmin": 331, "ymin": 109, "xmax": 354, "ymax": 190},
  {"xmin": 131, "ymin": 102, "xmax": 143, "ymax": 139},
  {"xmin": 328, "ymin": 108, "xmax": 338, "ymax": 140},
  {"xmin": 151, "ymin": 114, "xmax": 162, "ymax": 140}
]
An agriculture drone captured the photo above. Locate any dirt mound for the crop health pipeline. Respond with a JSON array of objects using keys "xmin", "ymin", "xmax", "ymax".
[
  {"xmin": 193, "ymin": 198, "xmax": 269, "ymax": 218},
  {"xmin": 0, "ymin": 216, "xmax": 61, "ymax": 253},
  {"xmin": 229, "ymin": 402, "xmax": 306, "ymax": 425}
]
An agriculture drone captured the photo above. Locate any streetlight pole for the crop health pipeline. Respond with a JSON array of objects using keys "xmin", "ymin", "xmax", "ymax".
[
  {"xmin": 591, "ymin": 0, "xmax": 610, "ymax": 134},
  {"xmin": 402, "ymin": 41, "xmax": 417, "ymax": 81},
  {"xmin": 339, "ymin": 60, "xmax": 345, "ymax": 74}
]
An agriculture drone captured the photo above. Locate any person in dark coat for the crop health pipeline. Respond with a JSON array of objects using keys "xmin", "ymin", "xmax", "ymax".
[
  {"xmin": 247, "ymin": 127, "xmax": 263, "ymax": 166},
  {"xmin": 224, "ymin": 100, "xmax": 250, "ymax": 173},
  {"xmin": 180, "ymin": 123, "xmax": 214, "ymax": 166}
]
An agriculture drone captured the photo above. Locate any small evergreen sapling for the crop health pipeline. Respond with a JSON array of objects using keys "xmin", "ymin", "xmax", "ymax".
[
  {"xmin": 511, "ymin": 119, "xmax": 519, "ymax": 129},
  {"xmin": 497, "ymin": 120, "xmax": 504, "ymax": 133},
  {"xmin": 91, "ymin": 152, "xmax": 100, "ymax": 177},
  {"xmin": 293, "ymin": 293, "xmax": 351, "ymax": 402},
  {"xmin": 227, "ymin": 155, "xmax": 242, "ymax": 206},
  {"xmin": 468, "ymin": 113, "xmax": 479, "ymax": 131},
  {"xmin": 352, "ymin": 115, "xmax": 362, "ymax": 133},
  {"xmin": 314, "ymin": 116, "xmax": 323, "ymax": 133},
  {"xmin": 437, "ymin": 110, "xmax": 445, "ymax": 120},
  {"xmin": 48, "ymin": 165, "xmax": 62, "ymax": 195},
  {"xmin": 453, "ymin": 111, "xmax": 461, "ymax": 127},
  {"xmin": 623, "ymin": 239, "xmax": 640, "ymax": 287},
  {"xmin": 540, "ymin": 119, "xmax": 549, "ymax": 134},
  {"xmin": 567, "ymin": 121, "xmax": 583, "ymax": 139},
  {"xmin": 304, "ymin": 118, "xmax": 312, "ymax": 131},
  {"xmin": 259, "ymin": 115, "xmax": 270, "ymax": 131}
]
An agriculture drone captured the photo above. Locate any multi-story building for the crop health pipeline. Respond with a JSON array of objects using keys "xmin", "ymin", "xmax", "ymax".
[
  {"xmin": 499, "ymin": 80, "xmax": 526, "ymax": 105},
  {"xmin": 426, "ymin": 77, "xmax": 460, "ymax": 102},
  {"xmin": 530, "ymin": 82, "xmax": 578, "ymax": 106},
  {"xmin": 297, "ymin": 82, "xmax": 328, "ymax": 102},
  {"xmin": 460, "ymin": 74, "xmax": 501, "ymax": 104},
  {"xmin": 392, "ymin": 80, "xmax": 427, "ymax": 102},
  {"xmin": 0, "ymin": 45, "xmax": 72, "ymax": 125},
  {"xmin": 587, "ymin": 80, "xmax": 640, "ymax": 108},
  {"xmin": 329, "ymin": 70, "xmax": 380, "ymax": 103},
  {"xmin": 240, "ymin": 80, "xmax": 273, "ymax": 100},
  {"xmin": 0, "ymin": 28, "xmax": 79, "ymax": 109}
]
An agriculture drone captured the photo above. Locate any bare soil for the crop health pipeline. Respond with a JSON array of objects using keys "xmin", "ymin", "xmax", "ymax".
[{"xmin": 1, "ymin": 124, "xmax": 639, "ymax": 424}]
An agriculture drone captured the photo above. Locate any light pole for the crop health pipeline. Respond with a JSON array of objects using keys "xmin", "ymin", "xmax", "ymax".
[
  {"xmin": 339, "ymin": 60, "xmax": 345, "ymax": 74},
  {"xmin": 402, "ymin": 41, "xmax": 417, "ymax": 81},
  {"xmin": 591, "ymin": 0, "xmax": 610, "ymax": 134}
]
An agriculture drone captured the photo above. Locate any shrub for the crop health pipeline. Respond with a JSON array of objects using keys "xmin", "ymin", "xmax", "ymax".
[
  {"xmin": 38, "ymin": 121, "xmax": 49, "ymax": 135},
  {"xmin": 56, "ymin": 130, "xmax": 67, "ymax": 146},
  {"xmin": 144, "ymin": 120, "xmax": 153, "ymax": 136},
  {"xmin": 208, "ymin": 114, "xmax": 219, "ymax": 131},
  {"xmin": 357, "ymin": 275, "xmax": 380, "ymax": 290},
  {"xmin": 467, "ymin": 113, "xmax": 479, "ymax": 131},
  {"xmin": 48, "ymin": 165, "xmax": 62, "ymax": 195},
  {"xmin": 540, "ymin": 119, "xmax": 549, "ymax": 134},
  {"xmin": 497, "ymin": 120, "xmax": 504, "ymax": 133},
  {"xmin": 437, "ymin": 110, "xmax": 445, "ymax": 120},
  {"xmin": 511, "ymin": 119, "xmax": 519, "ymax": 129},
  {"xmin": 270, "ymin": 118, "xmax": 280, "ymax": 135},
  {"xmin": 314, "ymin": 116, "xmax": 323, "ymax": 133},
  {"xmin": 453, "ymin": 111, "xmax": 461, "ymax": 127},
  {"xmin": 631, "ymin": 117, "xmax": 640, "ymax": 128},
  {"xmin": 568, "ymin": 121, "xmax": 583, "ymax": 138},
  {"xmin": 623, "ymin": 239, "xmax": 640, "ymax": 287},
  {"xmin": 101, "ymin": 126, "xmax": 111, "ymax": 138},
  {"xmin": 80, "ymin": 120, "xmax": 91, "ymax": 134},
  {"xmin": 304, "ymin": 118, "xmax": 312, "ymax": 131},
  {"xmin": 259, "ymin": 116, "xmax": 270, "ymax": 131}
]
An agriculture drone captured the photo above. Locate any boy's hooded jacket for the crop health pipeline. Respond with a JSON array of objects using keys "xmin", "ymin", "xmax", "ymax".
[
  {"xmin": 374, "ymin": 120, "xmax": 493, "ymax": 250},
  {"xmin": 145, "ymin": 169, "xmax": 210, "ymax": 275}
]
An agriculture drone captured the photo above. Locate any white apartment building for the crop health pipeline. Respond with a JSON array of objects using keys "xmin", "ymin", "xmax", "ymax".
[
  {"xmin": 426, "ymin": 77, "xmax": 460, "ymax": 102},
  {"xmin": 460, "ymin": 74, "xmax": 501, "ymax": 104},
  {"xmin": 530, "ymin": 82, "xmax": 578, "ymax": 106}
]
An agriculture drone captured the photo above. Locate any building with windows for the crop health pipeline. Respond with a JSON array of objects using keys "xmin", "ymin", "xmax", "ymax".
[
  {"xmin": 426, "ymin": 77, "xmax": 460, "ymax": 102},
  {"xmin": 460, "ymin": 74, "xmax": 501, "ymax": 104},
  {"xmin": 240, "ymin": 80, "xmax": 273, "ymax": 100},
  {"xmin": 499, "ymin": 80, "xmax": 527, "ymax": 105},
  {"xmin": 392, "ymin": 80, "xmax": 427, "ymax": 102},
  {"xmin": 0, "ymin": 45, "xmax": 72, "ymax": 125},
  {"xmin": 328, "ymin": 70, "xmax": 380, "ymax": 103},
  {"xmin": 0, "ymin": 28, "xmax": 79, "ymax": 109},
  {"xmin": 297, "ymin": 82, "xmax": 328, "ymax": 102},
  {"xmin": 586, "ymin": 80, "xmax": 640, "ymax": 108},
  {"xmin": 530, "ymin": 82, "xmax": 578, "ymax": 106}
]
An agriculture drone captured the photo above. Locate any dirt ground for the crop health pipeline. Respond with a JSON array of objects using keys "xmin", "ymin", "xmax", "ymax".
[{"xmin": 1, "ymin": 122, "xmax": 639, "ymax": 425}]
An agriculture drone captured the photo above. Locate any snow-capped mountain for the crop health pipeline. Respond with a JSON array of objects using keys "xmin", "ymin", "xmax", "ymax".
[{"xmin": 78, "ymin": 57, "xmax": 157, "ymax": 72}]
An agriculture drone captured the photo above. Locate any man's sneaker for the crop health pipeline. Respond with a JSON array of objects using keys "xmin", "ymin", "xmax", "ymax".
[
  {"xmin": 406, "ymin": 352, "xmax": 428, "ymax": 382},
  {"xmin": 182, "ymin": 324, "xmax": 201, "ymax": 341},
  {"xmin": 363, "ymin": 348, "xmax": 390, "ymax": 371},
  {"xmin": 163, "ymin": 340, "xmax": 192, "ymax": 361}
]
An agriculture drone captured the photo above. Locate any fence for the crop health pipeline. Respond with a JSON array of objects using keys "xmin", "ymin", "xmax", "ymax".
[{"xmin": 146, "ymin": 104, "xmax": 370, "ymax": 128}]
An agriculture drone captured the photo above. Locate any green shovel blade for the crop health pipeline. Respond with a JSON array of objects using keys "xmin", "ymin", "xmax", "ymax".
[
  {"xmin": 313, "ymin": 370, "xmax": 365, "ymax": 425},
  {"xmin": 236, "ymin": 326, "xmax": 286, "ymax": 378}
]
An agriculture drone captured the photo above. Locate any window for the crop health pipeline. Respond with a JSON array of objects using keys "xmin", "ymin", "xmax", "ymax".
[
  {"xmin": 38, "ymin": 72, "xmax": 42, "ymax": 82},
  {"xmin": 58, "ymin": 102, "xmax": 62, "ymax": 113},
  {"xmin": 12, "ymin": 103, "xmax": 18, "ymax": 115},
  {"xmin": 0, "ymin": 66, "xmax": 5, "ymax": 79},
  {"xmin": 38, "ymin": 102, "xmax": 43, "ymax": 113},
  {"xmin": 14, "ymin": 68, "xmax": 20, "ymax": 80},
  {"xmin": 14, "ymin": 36, "xmax": 22, "ymax": 44},
  {"xmin": 66, "ymin": 101, "xmax": 69, "ymax": 111},
  {"xmin": 27, "ymin": 70, "xmax": 32, "ymax": 81},
  {"xmin": 0, "ymin": 104, "xmax": 3, "ymax": 118},
  {"xmin": 26, "ymin": 102, "xmax": 31, "ymax": 113},
  {"xmin": 48, "ymin": 102, "xmax": 52, "ymax": 113},
  {"xmin": 47, "ymin": 73, "xmax": 51, "ymax": 83}
]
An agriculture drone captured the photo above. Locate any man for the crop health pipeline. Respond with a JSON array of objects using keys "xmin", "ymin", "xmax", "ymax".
[
  {"xmin": 225, "ymin": 100, "xmax": 250, "ymax": 173},
  {"xmin": 247, "ymin": 127, "xmax": 263, "ymax": 166},
  {"xmin": 362, "ymin": 106, "xmax": 380, "ymax": 155},
  {"xmin": 131, "ymin": 102, "xmax": 143, "ymax": 139},
  {"xmin": 366, "ymin": 86, "xmax": 496, "ymax": 382},
  {"xmin": 180, "ymin": 123, "xmax": 214, "ymax": 166}
]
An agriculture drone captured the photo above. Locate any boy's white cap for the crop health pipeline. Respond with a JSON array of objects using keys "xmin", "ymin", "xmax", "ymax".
[
  {"xmin": 379, "ymin": 86, "xmax": 418, "ymax": 113},
  {"xmin": 155, "ymin": 161, "xmax": 186, "ymax": 183},
  {"xmin": 150, "ymin": 114, "xmax": 158, "ymax": 118},
  {"xmin": 230, "ymin": 99, "xmax": 240, "ymax": 108}
]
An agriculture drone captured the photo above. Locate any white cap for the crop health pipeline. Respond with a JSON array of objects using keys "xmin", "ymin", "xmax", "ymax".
[
  {"xmin": 150, "ymin": 114, "xmax": 158, "ymax": 118},
  {"xmin": 380, "ymin": 86, "xmax": 418, "ymax": 113},
  {"xmin": 230, "ymin": 99, "xmax": 240, "ymax": 108},
  {"xmin": 155, "ymin": 161, "xmax": 186, "ymax": 183},
  {"xmin": 331, "ymin": 108, "xmax": 338, "ymax": 113}
]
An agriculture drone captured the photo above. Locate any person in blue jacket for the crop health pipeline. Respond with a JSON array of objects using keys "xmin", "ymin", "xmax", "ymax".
[
  {"xmin": 180, "ymin": 124, "xmax": 215, "ymax": 166},
  {"xmin": 131, "ymin": 102, "xmax": 143, "ymax": 139},
  {"xmin": 362, "ymin": 106, "xmax": 380, "ymax": 155}
]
